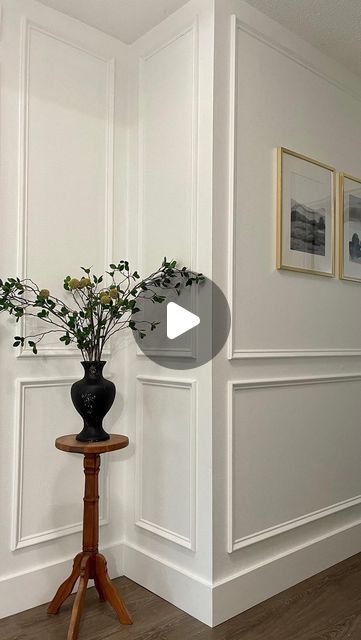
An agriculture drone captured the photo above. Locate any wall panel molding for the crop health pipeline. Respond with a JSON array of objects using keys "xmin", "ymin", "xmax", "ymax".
[
  {"xmin": 17, "ymin": 18, "xmax": 115, "ymax": 358},
  {"xmin": 227, "ymin": 374, "xmax": 361, "ymax": 553},
  {"xmin": 135, "ymin": 376, "xmax": 197, "ymax": 550},
  {"xmin": 11, "ymin": 377, "xmax": 109, "ymax": 550},
  {"xmin": 236, "ymin": 18, "xmax": 361, "ymax": 103},
  {"xmin": 227, "ymin": 15, "xmax": 361, "ymax": 360},
  {"xmin": 136, "ymin": 20, "xmax": 199, "ymax": 359}
]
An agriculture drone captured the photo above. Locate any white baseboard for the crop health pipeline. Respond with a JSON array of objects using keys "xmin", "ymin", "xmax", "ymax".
[
  {"xmin": 122, "ymin": 541, "xmax": 213, "ymax": 625},
  {"xmin": 0, "ymin": 541, "xmax": 123, "ymax": 620},
  {"xmin": 212, "ymin": 521, "xmax": 361, "ymax": 626},
  {"xmin": 2, "ymin": 526, "xmax": 361, "ymax": 626}
]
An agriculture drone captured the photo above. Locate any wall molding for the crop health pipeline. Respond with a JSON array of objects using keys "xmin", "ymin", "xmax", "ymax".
[
  {"xmin": 17, "ymin": 18, "xmax": 115, "ymax": 358},
  {"xmin": 136, "ymin": 20, "xmax": 199, "ymax": 359},
  {"xmin": 214, "ymin": 516, "xmax": 361, "ymax": 626},
  {"xmin": 135, "ymin": 376, "xmax": 197, "ymax": 550},
  {"xmin": 227, "ymin": 374, "xmax": 361, "ymax": 553},
  {"xmin": 123, "ymin": 540, "xmax": 211, "ymax": 625},
  {"xmin": 11, "ymin": 377, "xmax": 109, "ymax": 550},
  {"xmin": 236, "ymin": 18, "xmax": 361, "ymax": 104},
  {"xmin": 227, "ymin": 14, "xmax": 361, "ymax": 360},
  {"xmin": 125, "ymin": 518, "xmax": 361, "ymax": 627}
]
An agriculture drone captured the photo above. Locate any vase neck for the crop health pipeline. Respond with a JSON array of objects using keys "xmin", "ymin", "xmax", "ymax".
[{"xmin": 81, "ymin": 361, "xmax": 106, "ymax": 380}]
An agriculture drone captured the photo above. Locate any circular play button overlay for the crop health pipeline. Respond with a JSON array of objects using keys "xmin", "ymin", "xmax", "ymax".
[{"xmin": 133, "ymin": 276, "xmax": 230, "ymax": 370}]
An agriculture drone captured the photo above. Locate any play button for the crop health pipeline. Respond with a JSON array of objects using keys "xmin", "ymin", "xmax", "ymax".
[
  {"xmin": 133, "ymin": 275, "xmax": 230, "ymax": 370},
  {"xmin": 167, "ymin": 302, "xmax": 200, "ymax": 339}
]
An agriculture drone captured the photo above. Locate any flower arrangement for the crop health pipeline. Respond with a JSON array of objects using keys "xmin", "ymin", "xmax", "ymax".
[{"xmin": 0, "ymin": 258, "xmax": 203, "ymax": 361}]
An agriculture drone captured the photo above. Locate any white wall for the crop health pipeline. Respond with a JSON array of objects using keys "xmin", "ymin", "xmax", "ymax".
[
  {"xmin": 123, "ymin": 0, "xmax": 215, "ymax": 625},
  {"xmin": 2, "ymin": 0, "xmax": 361, "ymax": 629},
  {"xmin": 0, "ymin": 0, "xmax": 128, "ymax": 617},
  {"xmin": 212, "ymin": 0, "xmax": 361, "ymax": 626}
]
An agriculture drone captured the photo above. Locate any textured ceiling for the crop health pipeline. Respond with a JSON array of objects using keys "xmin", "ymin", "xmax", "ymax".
[
  {"xmin": 37, "ymin": 0, "xmax": 189, "ymax": 44},
  {"xmin": 245, "ymin": 0, "xmax": 361, "ymax": 78}
]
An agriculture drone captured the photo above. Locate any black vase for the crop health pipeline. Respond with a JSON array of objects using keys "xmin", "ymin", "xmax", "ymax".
[{"xmin": 71, "ymin": 361, "xmax": 115, "ymax": 442}]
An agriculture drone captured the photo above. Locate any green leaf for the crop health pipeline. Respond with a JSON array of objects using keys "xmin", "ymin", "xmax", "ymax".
[{"xmin": 28, "ymin": 340, "xmax": 38, "ymax": 354}]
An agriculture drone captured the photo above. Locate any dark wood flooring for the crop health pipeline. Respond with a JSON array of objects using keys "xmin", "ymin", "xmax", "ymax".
[{"xmin": 2, "ymin": 552, "xmax": 361, "ymax": 639}]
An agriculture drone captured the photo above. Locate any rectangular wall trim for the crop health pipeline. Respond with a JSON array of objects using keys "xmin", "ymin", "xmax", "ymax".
[
  {"xmin": 11, "ymin": 377, "xmax": 109, "ymax": 550},
  {"xmin": 135, "ymin": 375, "xmax": 197, "ymax": 550},
  {"xmin": 17, "ymin": 18, "xmax": 115, "ymax": 357},
  {"xmin": 227, "ymin": 14, "xmax": 361, "ymax": 359},
  {"xmin": 136, "ymin": 20, "xmax": 199, "ymax": 359},
  {"xmin": 227, "ymin": 374, "xmax": 361, "ymax": 553}
]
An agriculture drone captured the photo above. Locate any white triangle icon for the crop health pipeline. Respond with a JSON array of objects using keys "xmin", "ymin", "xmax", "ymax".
[{"xmin": 167, "ymin": 302, "xmax": 200, "ymax": 340}]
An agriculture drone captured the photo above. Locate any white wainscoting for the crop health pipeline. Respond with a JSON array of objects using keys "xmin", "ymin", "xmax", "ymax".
[
  {"xmin": 136, "ymin": 20, "xmax": 199, "ymax": 359},
  {"xmin": 11, "ymin": 378, "xmax": 109, "ymax": 550},
  {"xmin": 228, "ymin": 375, "xmax": 361, "ymax": 553},
  {"xmin": 227, "ymin": 14, "xmax": 361, "ymax": 359},
  {"xmin": 135, "ymin": 376, "xmax": 197, "ymax": 550},
  {"xmin": 17, "ymin": 18, "xmax": 115, "ymax": 357}
]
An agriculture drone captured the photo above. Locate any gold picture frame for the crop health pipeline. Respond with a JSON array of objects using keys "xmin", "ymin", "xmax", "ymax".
[
  {"xmin": 339, "ymin": 173, "xmax": 361, "ymax": 283},
  {"xmin": 277, "ymin": 147, "xmax": 336, "ymax": 277}
]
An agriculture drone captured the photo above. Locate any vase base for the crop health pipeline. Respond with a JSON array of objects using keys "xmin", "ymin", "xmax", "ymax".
[{"xmin": 76, "ymin": 431, "xmax": 110, "ymax": 443}]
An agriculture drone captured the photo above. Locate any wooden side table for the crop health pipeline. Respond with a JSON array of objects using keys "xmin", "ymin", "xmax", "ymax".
[{"xmin": 47, "ymin": 434, "xmax": 132, "ymax": 640}]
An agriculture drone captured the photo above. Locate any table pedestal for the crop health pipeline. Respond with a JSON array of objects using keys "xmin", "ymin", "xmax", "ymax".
[{"xmin": 47, "ymin": 435, "xmax": 132, "ymax": 640}]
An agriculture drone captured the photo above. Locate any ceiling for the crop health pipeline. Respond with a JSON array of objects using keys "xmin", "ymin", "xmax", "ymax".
[
  {"xmin": 38, "ymin": 0, "xmax": 361, "ymax": 77},
  {"xmin": 37, "ymin": 0, "xmax": 190, "ymax": 44},
  {"xmin": 245, "ymin": 0, "xmax": 361, "ymax": 79}
]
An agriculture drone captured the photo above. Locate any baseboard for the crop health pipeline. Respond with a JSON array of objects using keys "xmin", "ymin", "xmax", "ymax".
[
  {"xmin": 122, "ymin": 541, "xmax": 213, "ymax": 625},
  {"xmin": 3, "ymin": 525, "xmax": 361, "ymax": 626},
  {"xmin": 212, "ymin": 520, "xmax": 361, "ymax": 626},
  {"xmin": 0, "ymin": 541, "xmax": 123, "ymax": 620}
]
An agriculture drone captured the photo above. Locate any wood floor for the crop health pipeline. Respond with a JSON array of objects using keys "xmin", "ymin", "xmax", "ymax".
[{"xmin": 2, "ymin": 552, "xmax": 361, "ymax": 639}]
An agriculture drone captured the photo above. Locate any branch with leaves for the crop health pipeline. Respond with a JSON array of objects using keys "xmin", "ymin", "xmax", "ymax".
[{"xmin": 0, "ymin": 258, "xmax": 204, "ymax": 360}]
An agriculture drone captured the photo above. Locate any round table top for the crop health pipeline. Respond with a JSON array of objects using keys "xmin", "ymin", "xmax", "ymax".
[{"xmin": 55, "ymin": 434, "xmax": 129, "ymax": 454}]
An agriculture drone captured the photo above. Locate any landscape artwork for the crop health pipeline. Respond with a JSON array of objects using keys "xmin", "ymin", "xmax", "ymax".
[
  {"xmin": 290, "ymin": 199, "xmax": 326, "ymax": 256},
  {"xmin": 348, "ymin": 194, "xmax": 361, "ymax": 263},
  {"xmin": 277, "ymin": 147, "xmax": 335, "ymax": 277},
  {"xmin": 340, "ymin": 174, "xmax": 361, "ymax": 282}
]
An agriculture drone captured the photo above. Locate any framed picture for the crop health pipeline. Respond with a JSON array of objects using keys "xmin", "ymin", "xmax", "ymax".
[
  {"xmin": 339, "ymin": 173, "xmax": 361, "ymax": 283},
  {"xmin": 277, "ymin": 147, "xmax": 335, "ymax": 277}
]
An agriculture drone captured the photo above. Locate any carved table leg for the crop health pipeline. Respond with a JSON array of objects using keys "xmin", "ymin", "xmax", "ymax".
[
  {"xmin": 67, "ymin": 554, "xmax": 90, "ymax": 640},
  {"xmin": 47, "ymin": 553, "xmax": 83, "ymax": 615},
  {"xmin": 95, "ymin": 554, "xmax": 132, "ymax": 624},
  {"xmin": 94, "ymin": 574, "xmax": 106, "ymax": 602},
  {"xmin": 48, "ymin": 449, "xmax": 132, "ymax": 638}
]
